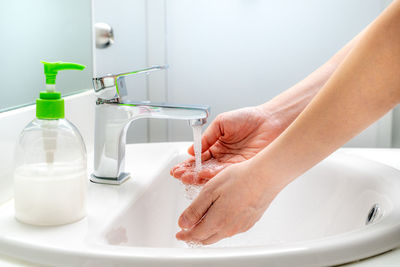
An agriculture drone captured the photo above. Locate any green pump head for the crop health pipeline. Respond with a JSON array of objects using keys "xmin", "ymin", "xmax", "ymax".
[{"xmin": 36, "ymin": 61, "xmax": 86, "ymax": 119}]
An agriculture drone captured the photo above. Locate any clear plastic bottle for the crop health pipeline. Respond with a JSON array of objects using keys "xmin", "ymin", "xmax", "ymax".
[
  {"xmin": 13, "ymin": 61, "xmax": 87, "ymax": 226},
  {"xmin": 14, "ymin": 119, "xmax": 87, "ymax": 225}
]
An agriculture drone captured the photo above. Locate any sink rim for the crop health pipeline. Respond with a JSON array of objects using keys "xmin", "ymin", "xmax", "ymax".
[
  {"xmin": 2, "ymin": 218, "xmax": 400, "ymax": 267},
  {"xmin": 0, "ymin": 143, "xmax": 400, "ymax": 267}
]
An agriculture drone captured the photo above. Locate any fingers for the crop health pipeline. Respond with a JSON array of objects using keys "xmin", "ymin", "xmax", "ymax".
[
  {"xmin": 170, "ymin": 157, "xmax": 230, "ymax": 185},
  {"xmin": 201, "ymin": 232, "xmax": 225, "ymax": 245},
  {"xmin": 176, "ymin": 187, "xmax": 229, "ymax": 244},
  {"xmin": 187, "ymin": 145, "xmax": 195, "ymax": 156},
  {"xmin": 176, "ymin": 204, "xmax": 221, "ymax": 243},
  {"xmin": 175, "ymin": 161, "xmax": 272, "ymax": 245},
  {"xmin": 195, "ymin": 161, "xmax": 228, "ymax": 181},
  {"xmin": 180, "ymin": 172, "xmax": 199, "ymax": 184},
  {"xmin": 170, "ymin": 158, "xmax": 194, "ymax": 177},
  {"xmin": 178, "ymin": 187, "xmax": 219, "ymax": 229},
  {"xmin": 188, "ymin": 116, "xmax": 223, "ymax": 156},
  {"xmin": 171, "ymin": 152, "xmax": 213, "ymax": 178},
  {"xmin": 179, "ymin": 164, "xmax": 226, "ymax": 184}
]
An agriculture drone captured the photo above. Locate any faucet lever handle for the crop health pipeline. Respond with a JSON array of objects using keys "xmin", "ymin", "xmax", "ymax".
[{"xmin": 92, "ymin": 65, "xmax": 168, "ymax": 100}]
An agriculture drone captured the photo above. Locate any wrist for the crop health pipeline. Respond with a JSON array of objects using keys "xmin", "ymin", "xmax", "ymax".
[
  {"xmin": 256, "ymin": 102, "xmax": 292, "ymax": 136},
  {"xmin": 241, "ymin": 157, "xmax": 289, "ymax": 204}
]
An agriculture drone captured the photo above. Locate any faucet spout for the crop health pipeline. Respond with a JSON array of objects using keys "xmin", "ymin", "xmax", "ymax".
[
  {"xmin": 189, "ymin": 118, "xmax": 207, "ymax": 126},
  {"xmin": 91, "ymin": 66, "xmax": 210, "ymax": 185},
  {"xmin": 91, "ymin": 101, "xmax": 209, "ymax": 185}
]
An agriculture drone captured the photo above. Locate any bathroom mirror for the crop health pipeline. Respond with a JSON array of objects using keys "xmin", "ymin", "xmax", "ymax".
[{"xmin": 0, "ymin": 0, "xmax": 93, "ymax": 112}]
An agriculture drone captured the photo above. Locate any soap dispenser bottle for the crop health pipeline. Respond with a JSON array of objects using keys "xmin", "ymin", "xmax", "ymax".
[{"xmin": 14, "ymin": 61, "xmax": 87, "ymax": 226}]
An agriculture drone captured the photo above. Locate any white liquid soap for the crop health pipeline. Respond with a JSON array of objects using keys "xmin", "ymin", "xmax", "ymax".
[{"xmin": 14, "ymin": 163, "xmax": 87, "ymax": 225}]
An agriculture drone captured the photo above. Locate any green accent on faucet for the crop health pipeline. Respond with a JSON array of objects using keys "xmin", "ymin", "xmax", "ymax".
[
  {"xmin": 36, "ymin": 61, "xmax": 86, "ymax": 120},
  {"xmin": 118, "ymin": 103, "xmax": 161, "ymax": 110}
]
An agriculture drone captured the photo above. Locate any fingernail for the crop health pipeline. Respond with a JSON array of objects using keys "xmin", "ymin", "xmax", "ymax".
[
  {"xmin": 176, "ymin": 231, "xmax": 186, "ymax": 240},
  {"xmin": 181, "ymin": 174, "xmax": 195, "ymax": 185},
  {"xmin": 179, "ymin": 215, "xmax": 192, "ymax": 229}
]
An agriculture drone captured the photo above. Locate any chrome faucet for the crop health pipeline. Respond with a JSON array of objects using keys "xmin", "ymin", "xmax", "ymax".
[{"xmin": 91, "ymin": 66, "xmax": 210, "ymax": 184}]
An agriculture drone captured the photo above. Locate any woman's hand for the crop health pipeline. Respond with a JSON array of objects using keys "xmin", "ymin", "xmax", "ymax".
[
  {"xmin": 175, "ymin": 160, "xmax": 286, "ymax": 245},
  {"xmin": 170, "ymin": 105, "xmax": 283, "ymax": 184}
]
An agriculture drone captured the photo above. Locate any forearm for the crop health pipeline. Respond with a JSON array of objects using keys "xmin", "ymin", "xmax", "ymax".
[
  {"xmin": 252, "ymin": 0, "xmax": 400, "ymax": 188},
  {"xmin": 261, "ymin": 27, "xmax": 367, "ymax": 132}
]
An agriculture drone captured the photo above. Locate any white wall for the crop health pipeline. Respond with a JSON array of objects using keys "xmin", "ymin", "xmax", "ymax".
[
  {"xmin": 93, "ymin": 0, "xmax": 394, "ymax": 147},
  {"xmin": 163, "ymin": 0, "xmax": 392, "ymax": 147}
]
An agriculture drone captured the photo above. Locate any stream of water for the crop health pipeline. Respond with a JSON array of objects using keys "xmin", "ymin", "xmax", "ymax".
[
  {"xmin": 181, "ymin": 125, "xmax": 204, "ymax": 248},
  {"xmin": 192, "ymin": 125, "xmax": 202, "ymax": 172},
  {"xmin": 182, "ymin": 125, "xmax": 203, "ymax": 201}
]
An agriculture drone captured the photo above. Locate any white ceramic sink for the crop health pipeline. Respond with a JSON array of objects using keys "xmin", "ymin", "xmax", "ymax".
[{"xmin": 0, "ymin": 142, "xmax": 400, "ymax": 267}]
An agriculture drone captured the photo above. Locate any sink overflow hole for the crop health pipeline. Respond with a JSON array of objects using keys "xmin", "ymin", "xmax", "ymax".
[{"xmin": 366, "ymin": 204, "xmax": 381, "ymax": 225}]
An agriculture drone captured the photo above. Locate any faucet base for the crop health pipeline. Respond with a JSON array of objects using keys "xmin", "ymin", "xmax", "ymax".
[{"xmin": 90, "ymin": 172, "xmax": 131, "ymax": 185}]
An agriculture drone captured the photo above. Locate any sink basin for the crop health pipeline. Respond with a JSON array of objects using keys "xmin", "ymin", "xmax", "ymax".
[{"xmin": 0, "ymin": 142, "xmax": 400, "ymax": 267}]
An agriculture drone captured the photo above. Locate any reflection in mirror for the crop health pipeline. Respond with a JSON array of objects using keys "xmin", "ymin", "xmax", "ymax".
[{"xmin": 0, "ymin": 0, "xmax": 92, "ymax": 112}]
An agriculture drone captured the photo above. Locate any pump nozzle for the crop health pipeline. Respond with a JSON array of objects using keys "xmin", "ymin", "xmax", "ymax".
[
  {"xmin": 36, "ymin": 60, "xmax": 86, "ymax": 120},
  {"xmin": 36, "ymin": 61, "xmax": 86, "ymax": 164},
  {"xmin": 41, "ymin": 61, "xmax": 86, "ymax": 90}
]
